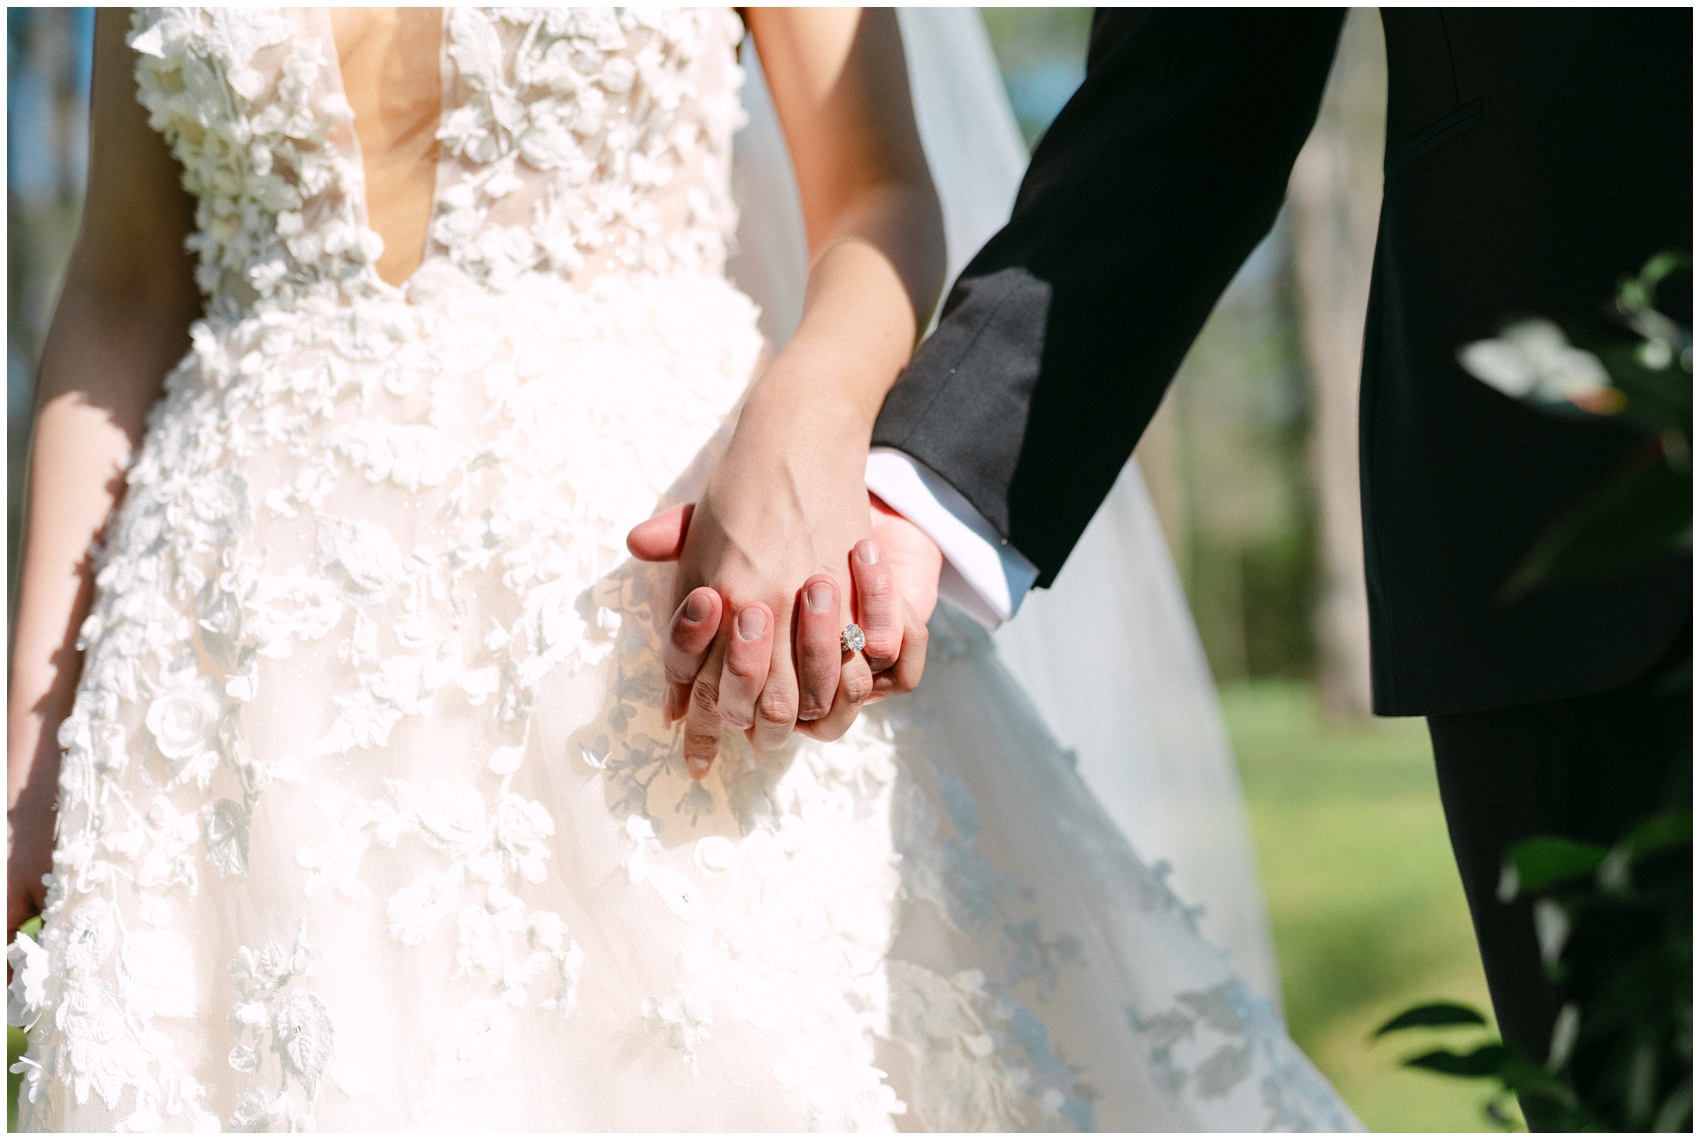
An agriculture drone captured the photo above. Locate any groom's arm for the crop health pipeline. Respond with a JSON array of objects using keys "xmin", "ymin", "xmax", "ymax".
[{"xmin": 871, "ymin": 8, "xmax": 1345, "ymax": 593}]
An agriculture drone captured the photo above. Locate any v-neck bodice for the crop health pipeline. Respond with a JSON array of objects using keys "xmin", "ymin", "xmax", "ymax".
[{"xmin": 128, "ymin": 8, "xmax": 746, "ymax": 319}]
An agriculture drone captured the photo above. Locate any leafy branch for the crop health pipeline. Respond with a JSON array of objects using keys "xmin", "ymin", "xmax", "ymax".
[{"xmin": 1377, "ymin": 253, "xmax": 1693, "ymax": 1131}]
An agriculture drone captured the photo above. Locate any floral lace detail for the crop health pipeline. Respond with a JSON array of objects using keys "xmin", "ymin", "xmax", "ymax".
[
  {"xmin": 1128, "ymin": 977, "xmax": 1359, "ymax": 1131},
  {"xmin": 225, "ymin": 922, "xmax": 334, "ymax": 1131},
  {"xmin": 428, "ymin": 9, "xmax": 745, "ymax": 292},
  {"xmin": 294, "ymin": 777, "xmax": 586, "ymax": 1106},
  {"xmin": 877, "ymin": 684, "xmax": 1100, "ymax": 1132},
  {"xmin": 128, "ymin": 8, "xmax": 744, "ymax": 316},
  {"xmin": 130, "ymin": 9, "xmax": 377, "ymax": 319},
  {"xmin": 8, "ymin": 899, "xmax": 216, "ymax": 1131}
]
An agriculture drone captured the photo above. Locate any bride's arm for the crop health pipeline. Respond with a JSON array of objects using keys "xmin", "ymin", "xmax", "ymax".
[
  {"xmin": 7, "ymin": 10, "xmax": 200, "ymax": 944},
  {"xmin": 647, "ymin": 8, "xmax": 945, "ymax": 775}
]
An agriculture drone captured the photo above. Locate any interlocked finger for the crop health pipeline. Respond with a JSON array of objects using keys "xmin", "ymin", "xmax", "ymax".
[
  {"xmin": 869, "ymin": 598, "xmax": 929, "ymax": 701},
  {"xmin": 717, "ymin": 603, "xmax": 773, "ymax": 732},
  {"xmin": 749, "ymin": 637, "xmax": 801, "ymax": 754},
  {"xmin": 793, "ymin": 641, "xmax": 875, "ymax": 742},
  {"xmin": 849, "ymin": 539, "xmax": 902, "ymax": 672},
  {"xmin": 682, "ymin": 635, "xmax": 730, "ymax": 778},
  {"xmin": 795, "ymin": 576, "xmax": 843, "ymax": 722},
  {"xmin": 663, "ymin": 586, "xmax": 721, "ymax": 687}
]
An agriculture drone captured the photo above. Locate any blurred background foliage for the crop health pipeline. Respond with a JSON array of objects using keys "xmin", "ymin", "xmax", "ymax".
[{"xmin": 8, "ymin": 9, "xmax": 1504, "ymax": 1130}]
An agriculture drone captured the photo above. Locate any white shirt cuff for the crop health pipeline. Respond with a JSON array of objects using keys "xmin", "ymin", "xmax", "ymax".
[{"xmin": 865, "ymin": 447, "xmax": 1040, "ymax": 629}]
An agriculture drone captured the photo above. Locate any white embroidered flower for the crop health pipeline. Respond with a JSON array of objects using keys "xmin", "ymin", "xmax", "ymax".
[
  {"xmin": 145, "ymin": 678, "xmax": 223, "ymax": 764},
  {"xmin": 328, "ymin": 422, "xmax": 463, "ymax": 491},
  {"xmin": 316, "ymin": 515, "xmax": 407, "ymax": 606},
  {"xmin": 643, "ymin": 984, "xmax": 714, "ymax": 1067},
  {"xmin": 188, "ymin": 469, "xmax": 252, "ymax": 531},
  {"xmin": 388, "ymin": 870, "xmax": 462, "ymax": 946},
  {"xmin": 7, "ymin": 932, "xmax": 51, "ymax": 1028},
  {"xmin": 487, "ymin": 744, "xmax": 525, "ymax": 775},
  {"xmin": 526, "ymin": 911, "xmax": 567, "ymax": 954},
  {"xmin": 394, "ymin": 781, "xmax": 487, "ymax": 858},
  {"xmin": 59, "ymin": 898, "xmax": 119, "ymax": 978},
  {"xmin": 492, "ymin": 792, "xmax": 554, "ymax": 883},
  {"xmin": 455, "ymin": 907, "xmax": 504, "ymax": 978}
]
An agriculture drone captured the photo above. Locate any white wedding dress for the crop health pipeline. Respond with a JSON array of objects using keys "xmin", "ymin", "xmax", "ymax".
[{"xmin": 9, "ymin": 9, "xmax": 1358, "ymax": 1131}]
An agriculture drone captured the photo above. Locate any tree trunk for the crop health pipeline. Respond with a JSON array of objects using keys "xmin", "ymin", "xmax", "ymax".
[{"xmin": 1288, "ymin": 9, "xmax": 1386, "ymax": 719}]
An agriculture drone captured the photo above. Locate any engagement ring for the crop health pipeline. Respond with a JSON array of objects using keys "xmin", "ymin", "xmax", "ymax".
[{"xmin": 840, "ymin": 623, "xmax": 866, "ymax": 654}]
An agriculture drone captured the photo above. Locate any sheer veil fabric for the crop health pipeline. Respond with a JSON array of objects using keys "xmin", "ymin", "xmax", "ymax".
[{"xmin": 728, "ymin": 7, "xmax": 1282, "ymax": 1010}]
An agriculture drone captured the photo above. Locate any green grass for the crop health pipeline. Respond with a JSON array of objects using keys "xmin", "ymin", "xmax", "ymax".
[{"xmin": 1224, "ymin": 678, "xmax": 1520, "ymax": 1131}]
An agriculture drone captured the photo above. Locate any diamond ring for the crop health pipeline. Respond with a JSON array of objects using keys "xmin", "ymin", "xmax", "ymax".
[{"xmin": 840, "ymin": 623, "xmax": 866, "ymax": 654}]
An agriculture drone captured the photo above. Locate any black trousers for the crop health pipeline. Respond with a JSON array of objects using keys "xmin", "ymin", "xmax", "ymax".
[{"xmin": 1426, "ymin": 621, "xmax": 1690, "ymax": 1093}]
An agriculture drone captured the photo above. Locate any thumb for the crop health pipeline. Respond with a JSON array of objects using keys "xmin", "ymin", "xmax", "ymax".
[{"xmin": 626, "ymin": 502, "xmax": 694, "ymax": 562}]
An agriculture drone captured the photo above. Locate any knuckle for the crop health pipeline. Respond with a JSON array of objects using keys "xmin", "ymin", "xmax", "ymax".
[
  {"xmin": 842, "ymin": 670, "xmax": 874, "ymax": 707},
  {"xmin": 683, "ymin": 721, "xmax": 720, "ymax": 753},
  {"xmin": 689, "ymin": 677, "xmax": 720, "ymax": 715},
  {"xmin": 856, "ymin": 570, "xmax": 897, "ymax": 598},
  {"xmin": 756, "ymin": 689, "xmax": 798, "ymax": 727},
  {"xmin": 799, "ymin": 673, "xmax": 834, "ymax": 707},
  {"xmin": 715, "ymin": 689, "xmax": 750, "ymax": 722},
  {"xmin": 725, "ymin": 656, "xmax": 762, "ymax": 683}
]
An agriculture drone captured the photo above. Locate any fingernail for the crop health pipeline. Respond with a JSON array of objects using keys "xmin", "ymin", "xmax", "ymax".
[
  {"xmin": 736, "ymin": 606, "xmax": 767, "ymax": 640},
  {"xmin": 683, "ymin": 592, "xmax": 711, "ymax": 623},
  {"xmin": 806, "ymin": 582, "xmax": 833, "ymax": 613},
  {"xmin": 857, "ymin": 540, "xmax": 880, "ymax": 565},
  {"xmin": 687, "ymin": 755, "xmax": 709, "ymax": 778}
]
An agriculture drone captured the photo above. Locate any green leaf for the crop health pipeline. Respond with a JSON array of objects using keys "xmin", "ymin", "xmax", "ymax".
[
  {"xmin": 1500, "ymin": 463, "xmax": 1691, "ymax": 600},
  {"xmin": 1503, "ymin": 837, "xmax": 1608, "ymax": 894},
  {"xmin": 1375, "ymin": 1002, "xmax": 1489, "ymax": 1037},
  {"xmin": 1403, "ymin": 1044, "xmax": 1510, "ymax": 1078},
  {"xmin": 1624, "ymin": 811, "xmax": 1693, "ymax": 858},
  {"xmin": 1596, "ymin": 348, "xmax": 1694, "ymax": 435},
  {"xmin": 1618, "ymin": 251, "xmax": 1692, "ymax": 318}
]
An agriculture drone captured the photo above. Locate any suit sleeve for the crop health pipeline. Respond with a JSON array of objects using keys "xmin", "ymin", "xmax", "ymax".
[{"xmin": 870, "ymin": 8, "xmax": 1345, "ymax": 586}]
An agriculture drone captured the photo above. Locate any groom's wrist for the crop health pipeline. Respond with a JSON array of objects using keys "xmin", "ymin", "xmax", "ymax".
[{"xmin": 864, "ymin": 448, "xmax": 1039, "ymax": 629}]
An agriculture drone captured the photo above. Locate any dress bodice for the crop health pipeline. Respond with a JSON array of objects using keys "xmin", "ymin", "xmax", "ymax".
[{"xmin": 129, "ymin": 8, "xmax": 746, "ymax": 319}]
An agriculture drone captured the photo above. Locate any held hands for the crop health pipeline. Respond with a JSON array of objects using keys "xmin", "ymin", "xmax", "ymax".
[{"xmin": 627, "ymin": 492, "xmax": 941, "ymax": 776}]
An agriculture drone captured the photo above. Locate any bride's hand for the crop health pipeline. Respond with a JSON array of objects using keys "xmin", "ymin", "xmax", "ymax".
[
  {"xmin": 630, "ymin": 389, "xmax": 882, "ymax": 775},
  {"xmin": 629, "ymin": 486, "xmax": 941, "ymax": 772}
]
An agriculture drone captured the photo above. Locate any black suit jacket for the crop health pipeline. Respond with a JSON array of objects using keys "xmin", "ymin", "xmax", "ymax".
[{"xmin": 871, "ymin": 8, "xmax": 1691, "ymax": 716}]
